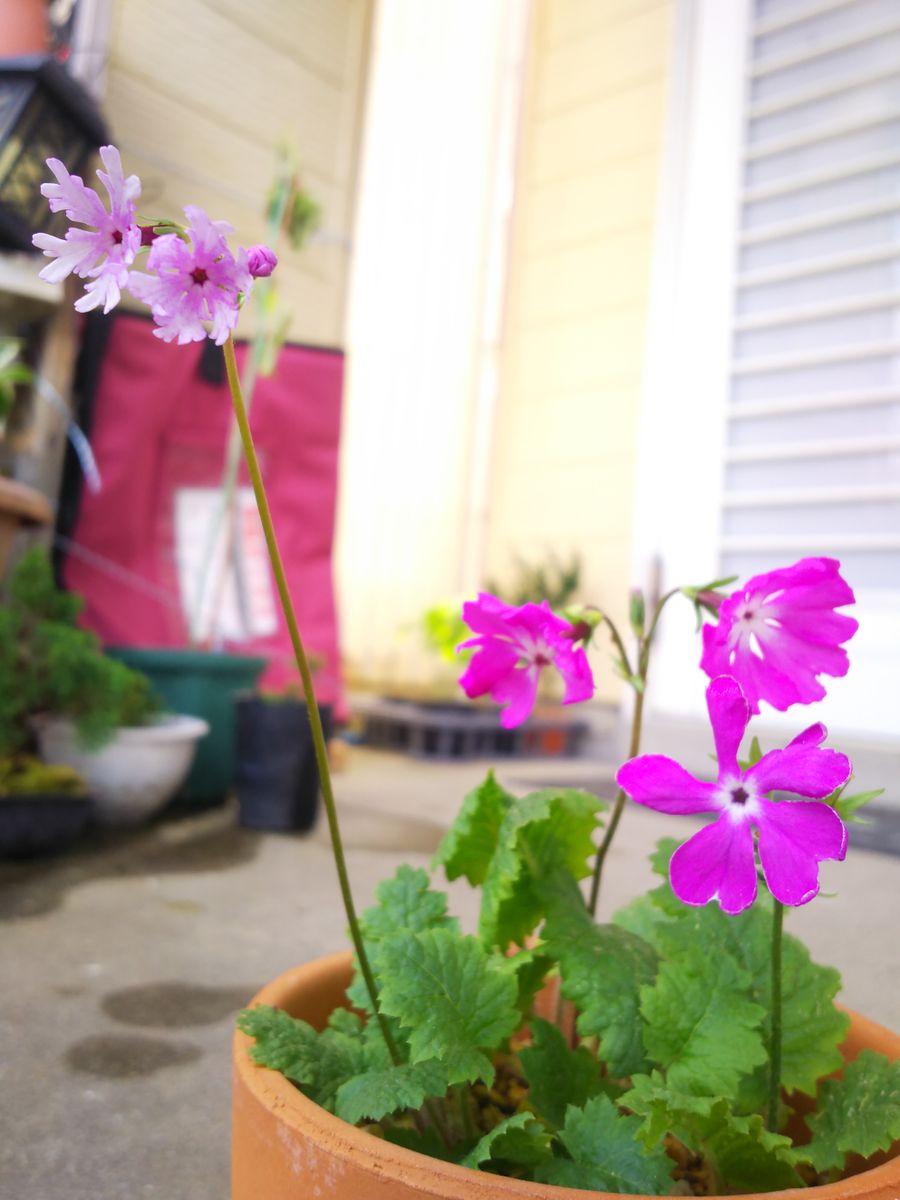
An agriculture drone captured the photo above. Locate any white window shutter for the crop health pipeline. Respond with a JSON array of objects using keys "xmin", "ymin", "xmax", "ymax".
[{"xmin": 721, "ymin": 0, "xmax": 900, "ymax": 592}]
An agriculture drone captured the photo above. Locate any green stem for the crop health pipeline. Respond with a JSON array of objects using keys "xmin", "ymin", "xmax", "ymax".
[
  {"xmin": 588, "ymin": 683, "xmax": 645, "ymax": 914},
  {"xmin": 223, "ymin": 335, "xmax": 400, "ymax": 1065},
  {"xmin": 767, "ymin": 899, "xmax": 784, "ymax": 1132},
  {"xmin": 587, "ymin": 588, "xmax": 680, "ymax": 916}
]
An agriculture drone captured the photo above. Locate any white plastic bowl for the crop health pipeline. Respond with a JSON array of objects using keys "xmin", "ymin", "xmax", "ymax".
[{"xmin": 36, "ymin": 714, "xmax": 210, "ymax": 827}]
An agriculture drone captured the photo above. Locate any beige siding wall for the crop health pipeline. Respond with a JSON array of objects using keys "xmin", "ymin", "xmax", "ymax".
[
  {"xmin": 104, "ymin": 0, "xmax": 372, "ymax": 347},
  {"xmin": 487, "ymin": 0, "xmax": 672, "ymax": 701}
]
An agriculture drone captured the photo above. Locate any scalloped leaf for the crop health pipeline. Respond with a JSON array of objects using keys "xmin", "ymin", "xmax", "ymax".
[
  {"xmin": 622, "ymin": 1074, "xmax": 803, "ymax": 1193},
  {"xmin": 479, "ymin": 787, "xmax": 605, "ymax": 951},
  {"xmin": 432, "ymin": 770, "xmax": 514, "ymax": 885},
  {"xmin": 237, "ymin": 1004, "xmax": 366, "ymax": 1111},
  {"xmin": 640, "ymin": 943, "xmax": 766, "ymax": 1098},
  {"xmin": 459, "ymin": 1111, "xmax": 554, "ymax": 1171},
  {"xmin": 377, "ymin": 927, "xmax": 519, "ymax": 1086},
  {"xmin": 540, "ymin": 868, "xmax": 658, "ymax": 1077},
  {"xmin": 519, "ymin": 1016, "xmax": 606, "ymax": 1129},
  {"xmin": 535, "ymin": 1095, "xmax": 674, "ymax": 1194},
  {"xmin": 616, "ymin": 842, "xmax": 849, "ymax": 1098},
  {"xmin": 334, "ymin": 1059, "xmax": 449, "ymax": 1124},
  {"xmin": 804, "ymin": 1050, "xmax": 900, "ymax": 1173},
  {"xmin": 346, "ymin": 865, "xmax": 456, "ymax": 1015}
]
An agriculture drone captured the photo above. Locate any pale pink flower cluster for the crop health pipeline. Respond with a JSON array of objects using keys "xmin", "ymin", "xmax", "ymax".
[{"xmin": 33, "ymin": 147, "xmax": 276, "ymax": 345}]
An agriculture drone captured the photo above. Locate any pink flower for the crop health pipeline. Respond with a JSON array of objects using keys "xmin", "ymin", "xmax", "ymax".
[
  {"xmin": 32, "ymin": 145, "xmax": 142, "ymax": 314},
  {"xmin": 247, "ymin": 245, "xmax": 278, "ymax": 277},
  {"xmin": 458, "ymin": 593, "xmax": 594, "ymax": 728},
  {"xmin": 617, "ymin": 676, "xmax": 850, "ymax": 914},
  {"xmin": 128, "ymin": 206, "xmax": 252, "ymax": 345},
  {"xmin": 700, "ymin": 557, "xmax": 858, "ymax": 715}
]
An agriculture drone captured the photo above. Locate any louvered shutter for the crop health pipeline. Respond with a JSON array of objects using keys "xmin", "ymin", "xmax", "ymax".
[{"xmin": 721, "ymin": 0, "xmax": 900, "ymax": 591}]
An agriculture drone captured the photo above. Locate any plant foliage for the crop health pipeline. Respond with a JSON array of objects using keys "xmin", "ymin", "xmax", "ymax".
[
  {"xmin": 239, "ymin": 778, "xmax": 899, "ymax": 1195},
  {"xmin": 0, "ymin": 547, "xmax": 159, "ymax": 753}
]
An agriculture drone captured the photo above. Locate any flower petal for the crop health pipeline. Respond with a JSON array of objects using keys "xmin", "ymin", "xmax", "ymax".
[
  {"xmin": 746, "ymin": 744, "xmax": 851, "ymax": 798},
  {"xmin": 787, "ymin": 722, "xmax": 827, "ymax": 749},
  {"xmin": 554, "ymin": 642, "xmax": 595, "ymax": 705},
  {"xmin": 492, "ymin": 665, "xmax": 539, "ymax": 729},
  {"xmin": 458, "ymin": 641, "xmax": 519, "ymax": 700},
  {"xmin": 616, "ymin": 756, "xmax": 721, "ymax": 814},
  {"xmin": 757, "ymin": 799, "xmax": 847, "ymax": 907},
  {"xmin": 669, "ymin": 816, "xmax": 758, "ymax": 914},
  {"xmin": 705, "ymin": 676, "xmax": 749, "ymax": 776},
  {"xmin": 700, "ymin": 557, "xmax": 858, "ymax": 714},
  {"xmin": 460, "ymin": 593, "xmax": 516, "ymax": 639}
]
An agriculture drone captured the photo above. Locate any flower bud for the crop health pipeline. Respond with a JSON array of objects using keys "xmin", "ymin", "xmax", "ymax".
[
  {"xmin": 629, "ymin": 588, "xmax": 645, "ymax": 638},
  {"xmin": 247, "ymin": 244, "xmax": 278, "ymax": 278}
]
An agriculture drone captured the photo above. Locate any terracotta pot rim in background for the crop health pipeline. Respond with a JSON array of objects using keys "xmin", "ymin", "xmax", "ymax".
[{"xmin": 232, "ymin": 950, "xmax": 900, "ymax": 1200}]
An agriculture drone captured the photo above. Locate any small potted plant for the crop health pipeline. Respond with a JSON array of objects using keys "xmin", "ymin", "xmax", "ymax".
[
  {"xmin": 1, "ymin": 545, "xmax": 208, "ymax": 826},
  {"xmin": 0, "ymin": 753, "xmax": 91, "ymax": 857},
  {"xmin": 32, "ymin": 148, "xmax": 899, "ymax": 1200},
  {"xmin": 234, "ymin": 660, "xmax": 332, "ymax": 833}
]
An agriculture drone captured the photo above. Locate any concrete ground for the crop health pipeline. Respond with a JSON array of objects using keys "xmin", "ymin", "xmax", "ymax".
[{"xmin": 1, "ymin": 747, "xmax": 898, "ymax": 1200}]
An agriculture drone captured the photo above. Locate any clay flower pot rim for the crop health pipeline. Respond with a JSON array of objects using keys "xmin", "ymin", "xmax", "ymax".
[{"xmin": 233, "ymin": 951, "xmax": 900, "ymax": 1200}]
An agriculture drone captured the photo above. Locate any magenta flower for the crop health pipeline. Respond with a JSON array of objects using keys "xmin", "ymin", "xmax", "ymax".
[
  {"xmin": 128, "ymin": 206, "xmax": 252, "ymax": 345},
  {"xmin": 32, "ymin": 145, "xmax": 142, "ymax": 314},
  {"xmin": 700, "ymin": 557, "xmax": 857, "ymax": 714},
  {"xmin": 247, "ymin": 245, "xmax": 278, "ymax": 278},
  {"xmin": 458, "ymin": 593, "xmax": 594, "ymax": 728},
  {"xmin": 616, "ymin": 676, "xmax": 850, "ymax": 914}
]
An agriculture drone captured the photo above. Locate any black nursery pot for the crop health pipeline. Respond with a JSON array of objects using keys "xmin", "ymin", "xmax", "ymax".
[{"xmin": 235, "ymin": 697, "xmax": 333, "ymax": 833}]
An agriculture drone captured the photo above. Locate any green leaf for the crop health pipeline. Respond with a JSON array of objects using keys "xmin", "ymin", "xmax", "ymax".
[
  {"xmin": 499, "ymin": 949, "xmax": 555, "ymax": 1016},
  {"xmin": 479, "ymin": 787, "xmax": 604, "ymax": 950},
  {"xmin": 334, "ymin": 1059, "xmax": 448, "ymax": 1124},
  {"xmin": 541, "ymin": 869, "xmax": 658, "ymax": 1077},
  {"xmin": 804, "ymin": 1051, "xmax": 900, "ymax": 1173},
  {"xmin": 346, "ymin": 865, "xmax": 455, "ymax": 1014},
  {"xmin": 622, "ymin": 1075, "xmax": 803, "ymax": 1192},
  {"xmin": 362, "ymin": 865, "xmax": 456, "ymax": 941},
  {"xmin": 377, "ymin": 927, "xmax": 519, "ymax": 1086},
  {"xmin": 616, "ymin": 848, "xmax": 849, "ymax": 1098},
  {"xmin": 238, "ymin": 1005, "xmax": 321, "ymax": 1084},
  {"xmin": 835, "ymin": 787, "xmax": 883, "ymax": 825},
  {"xmin": 237, "ymin": 1004, "xmax": 366, "ymax": 1111},
  {"xmin": 621, "ymin": 1072, "xmax": 718, "ymax": 1149},
  {"xmin": 705, "ymin": 1112, "xmax": 805, "ymax": 1193},
  {"xmin": 640, "ymin": 943, "xmax": 767, "ymax": 1098},
  {"xmin": 519, "ymin": 1017, "xmax": 605, "ymax": 1129},
  {"xmin": 459, "ymin": 1111, "xmax": 554, "ymax": 1171},
  {"xmin": 432, "ymin": 771, "xmax": 513, "ymax": 885},
  {"xmin": 535, "ymin": 1095, "xmax": 674, "ymax": 1194}
]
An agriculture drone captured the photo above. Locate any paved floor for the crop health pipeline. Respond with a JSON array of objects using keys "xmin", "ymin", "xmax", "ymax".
[{"xmin": 1, "ymin": 748, "xmax": 898, "ymax": 1199}]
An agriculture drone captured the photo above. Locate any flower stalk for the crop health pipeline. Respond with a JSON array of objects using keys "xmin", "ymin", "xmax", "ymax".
[
  {"xmin": 588, "ymin": 588, "xmax": 679, "ymax": 914},
  {"xmin": 223, "ymin": 335, "xmax": 400, "ymax": 1065},
  {"xmin": 768, "ymin": 898, "xmax": 785, "ymax": 1131}
]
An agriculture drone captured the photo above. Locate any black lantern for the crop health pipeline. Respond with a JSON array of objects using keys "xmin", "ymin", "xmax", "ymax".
[{"xmin": 0, "ymin": 55, "xmax": 108, "ymax": 252}]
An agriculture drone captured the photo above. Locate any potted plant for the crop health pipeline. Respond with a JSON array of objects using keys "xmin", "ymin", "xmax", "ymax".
[
  {"xmin": 363, "ymin": 557, "xmax": 589, "ymax": 760},
  {"xmin": 234, "ymin": 664, "xmax": 333, "ymax": 833},
  {"xmin": 0, "ymin": 753, "xmax": 91, "ymax": 857},
  {"xmin": 0, "ymin": 545, "xmax": 208, "ymax": 825},
  {"xmin": 32, "ymin": 149, "xmax": 899, "ymax": 1200}
]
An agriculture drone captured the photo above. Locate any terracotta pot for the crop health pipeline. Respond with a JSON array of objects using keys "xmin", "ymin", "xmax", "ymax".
[{"xmin": 232, "ymin": 952, "xmax": 900, "ymax": 1200}]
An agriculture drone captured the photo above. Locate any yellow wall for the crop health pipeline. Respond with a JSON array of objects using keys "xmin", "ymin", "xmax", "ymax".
[
  {"xmin": 487, "ymin": 0, "xmax": 672, "ymax": 700},
  {"xmin": 104, "ymin": 0, "xmax": 372, "ymax": 347}
]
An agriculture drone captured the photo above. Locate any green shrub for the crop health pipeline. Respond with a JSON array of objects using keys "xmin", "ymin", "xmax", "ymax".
[{"xmin": 0, "ymin": 547, "xmax": 159, "ymax": 754}]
